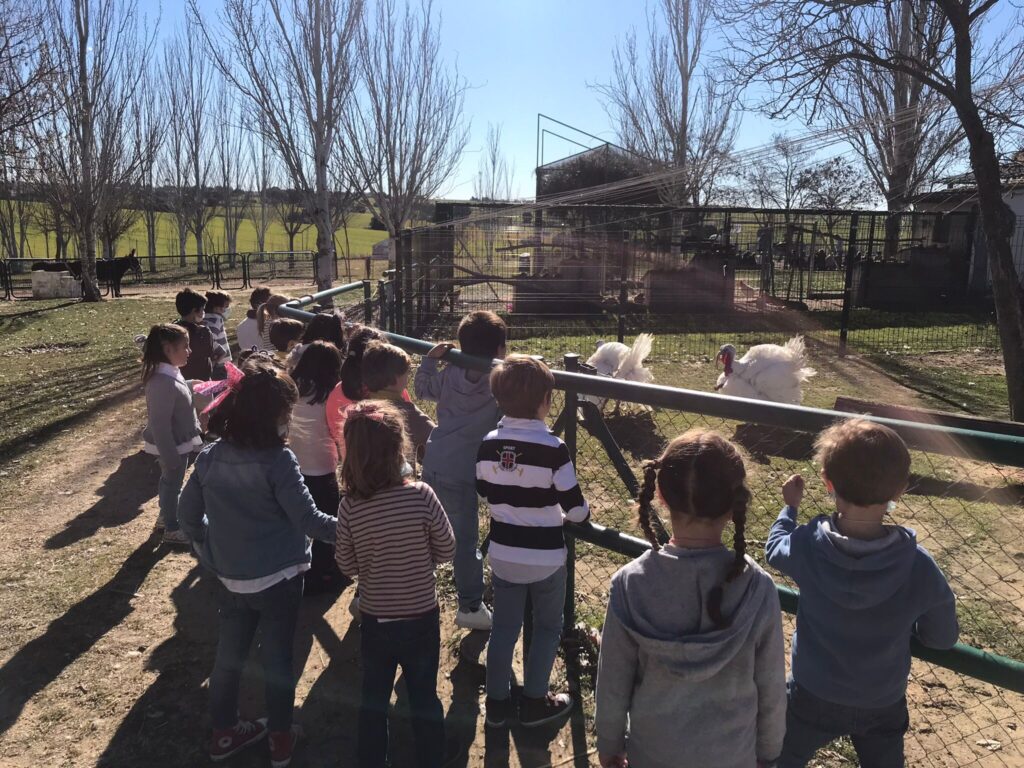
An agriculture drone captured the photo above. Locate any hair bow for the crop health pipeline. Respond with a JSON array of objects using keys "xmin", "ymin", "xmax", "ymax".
[{"xmin": 193, "ymin": 362, "xmax": 245, "ymax": 414}]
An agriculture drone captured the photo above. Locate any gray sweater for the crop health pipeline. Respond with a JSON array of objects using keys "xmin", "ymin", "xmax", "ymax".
[
  {"xmin": 142, "ymin": 370, "xmax": 202, "ymax": 468},
  {"xmin": 595, "ymin": 545, "xmax": 787, "ymax": 768}
]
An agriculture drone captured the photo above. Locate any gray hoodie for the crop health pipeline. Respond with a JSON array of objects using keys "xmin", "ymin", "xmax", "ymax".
[
  {"xmin": 595, "ymin": 545, "xmax": 786, "ymax": 768},
  {"xmin": 414, "ymin": 356, "xmax": 501, "ymax": 486}
]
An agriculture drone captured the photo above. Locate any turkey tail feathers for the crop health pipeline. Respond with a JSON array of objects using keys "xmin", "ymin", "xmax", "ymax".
[{"xmin": 615, "ymin": 333, "xmax": 654, "ymax": 379}]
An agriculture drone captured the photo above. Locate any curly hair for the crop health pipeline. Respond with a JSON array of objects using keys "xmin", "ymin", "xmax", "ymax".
[{"xmin": 636, "ymin": 429, "xmax": 751, "ymax": 628}]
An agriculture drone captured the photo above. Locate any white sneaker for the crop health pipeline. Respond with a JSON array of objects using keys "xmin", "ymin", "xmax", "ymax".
[
  {"xmin": 161, "ymin": 529, "xmax": 190, "ymax": 547},
  {"xmin": 455, "ymin": 605, "xmax": 493, "ymax": 631}
]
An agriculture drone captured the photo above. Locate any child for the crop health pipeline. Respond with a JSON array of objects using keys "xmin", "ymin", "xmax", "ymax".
[
  {"xmin": 178, "ymin": 357, "xmax": 337, "ymax": 768},
  {"xmin": 204, "ymin": 290, "xmax": 233, "ymax": 379},
  {"xmin": 334, "ymin": 401, "xmax": 455, "ymax": 768},
  {"xmin": 476, "ymin": 355, "xmax": 589, "ymax": 728},
  {"xmin": 141, "ymin": 324, "xmax": 203, "ymax": 548},
  {"xmin": 285, "ymin": 310, "xmax": 346, "ymax": 371},
  {"xmin": 176, "ymin": 287, "xmax": 216, "ymax": 381},
  {"xmin": 257, "ymin": 293, "xmax": 293, "ymax": 352},
  {"xmin": 236, "ymin": 286, "xmax": 271, "ymax": 354},
  {"xmin": 289, "ymin": 340, "xmax": 347, "ymax": 594},
  {"xmin": 766, "ymin": 419, "xmax": 959, "ymax": 768},
  {"xmin": 416, "ymin": 310, "xmax": 506, "ymax": 631},
  {"xmin": 595, "ymin": 430, "xmax": 786, "ymax": 768},
  {"xmin": 362, "ymin": 341, "xmax": 435, "ymax": 465},
  {"xmin": 269, "ymin": 318, "xmax": 305, "ymax": 360}
]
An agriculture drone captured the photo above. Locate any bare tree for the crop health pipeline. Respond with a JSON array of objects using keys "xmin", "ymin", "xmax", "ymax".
[
  {"xmin": 742, "ymin": 134, "xmax": 812, "ymax": 214},
  {"xmin": 270, "ymin": 186, "xmax": 309, "ymax": 254},
  {"xmin": 342, "ymin": 0, "xmax": 469, "ymax": 237},
  {"xmin": 137, "ymin": 62, "xmax": 164, "ymax": 272},
  {"xmin": 246, "ymin": 119, "xmax": 274, "ymax": 256},
  {"xmin": 39, "ymin": 0, "xmax": 157, "ymax": 301},
  {"xmin": 727, "ymin": 0, "xmax": 1024, "ymax": 418},
  {"xmin": 214, "ymin": 86, "xmax": 249, "ymax": 268},
  {"xmin": 593, "ymin": 0, "xmax": 739, "ymax": 205},
  {"xmin": 161, "ymin": 53, "xmax": 192, "ymax": 267},
  {"xmin": 0, "ymin": 1, "xmax": 57, "ymax": 143},
  {"xmin": 798, "ymin": 155, "xmax": 877, "ymax": 256},
  {"xmin": 191, "ymin": 0, "xmax": 363, "ymax": 294},
  {"xmin": 0, "ymin": 147, "xmax": 33, "ymax": 260},
  {"xmin": 473, "ymin": 123, "xmax": 514, "ymax": 202},
  {"xmin": 165, "ymin": 29, "xmax": 217, "ymax": 274},
  {"xmin": 98, "ymin": 203, "xmax": 141, "ymax": 259}
]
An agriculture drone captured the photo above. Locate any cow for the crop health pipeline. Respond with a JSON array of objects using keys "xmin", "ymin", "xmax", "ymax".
[{"xmin": 30, "ymin": 254, "xmax": 141, "ymax": 297}]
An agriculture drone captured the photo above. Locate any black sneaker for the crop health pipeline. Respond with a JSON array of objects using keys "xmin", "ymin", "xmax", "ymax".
[
  {"xmin": 519, "ymin": 692, "xmax": 573, "ymax": 728},
  {"xmin": 485, "ymin": 696, "xmax": 511, "ymax": 728}
]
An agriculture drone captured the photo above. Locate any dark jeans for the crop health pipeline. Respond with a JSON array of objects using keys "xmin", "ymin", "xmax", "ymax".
[
  {"xmin": 209, "ymin": 575, "xmax": 303, "ymax": 733},
  {"xmin": 779, "ymin": 681, "xmax": 909, "ymax": 768},
  {"xmin": 302, "ymin": 472, "xmax": 345, "ymax": 592},
  {"xmin": 358, "ymin": 610, "xmax": 444, "ymax": 768}
]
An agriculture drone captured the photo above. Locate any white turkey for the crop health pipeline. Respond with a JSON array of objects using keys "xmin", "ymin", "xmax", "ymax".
[
  {"xmin": 582, "ymin": 333, "xmax": 655, "ymax": 411},
  {"xmin": 714, "ymin": 335, "xmax": 816, "ymax": 404}
]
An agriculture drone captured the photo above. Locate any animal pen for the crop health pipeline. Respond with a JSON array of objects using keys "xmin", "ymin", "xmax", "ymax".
[
  {"xmin": 284, "ymin": 284, "xmax": 1024, "ymax": 767},
  {"xmin": 388, "ymin": 201, "xmax": 998, "ymax": 360}
]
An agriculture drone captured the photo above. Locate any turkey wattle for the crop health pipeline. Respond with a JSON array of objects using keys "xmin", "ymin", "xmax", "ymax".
[
  {"xmin": 581, "ymin": 333, "xmax": 655, "ymax": 410},
  {"xmin": 714, "ymin": 336, "xmax": 817, "ymax": 404}
]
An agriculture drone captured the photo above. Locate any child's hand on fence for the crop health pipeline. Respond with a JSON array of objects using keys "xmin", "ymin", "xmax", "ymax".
[
  {"xmin": 783, "ymin": 474, "xmax": 805, "ymax": 510},
  {"xmin": 426, "ymin": 342, "xmax": 455, "ymax": 359},
  {"xmin": 599, "ymin": 752, "xmax": 628, "ymax": 768}
]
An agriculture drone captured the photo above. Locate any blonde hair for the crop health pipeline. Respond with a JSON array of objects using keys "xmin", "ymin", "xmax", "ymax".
[
  {"xmin": 341, "ymin": 400, "xmax": 411, "ymax": 500},
  {"xmin": 815, "ymin": 418, "xmax": 910, "ymax": 506},
  {"xmin": 256, "ymin": 294, "xmax": 292, "ymax": 336},
  {"xmin": 637, "ymin": 429, "xmax": 751, "ymax": 628},
  {"xmin": 141, "ymin": 324, "xmax": 189, "ymax": 383}
]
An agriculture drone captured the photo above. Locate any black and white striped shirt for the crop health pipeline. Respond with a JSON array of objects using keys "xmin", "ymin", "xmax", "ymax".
[{"xmin": 476, "ymin": 417, "xmax": 590, "ymax": 568}]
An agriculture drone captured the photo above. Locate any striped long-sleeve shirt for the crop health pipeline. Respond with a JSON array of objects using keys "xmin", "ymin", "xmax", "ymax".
[
  {"xmin": 476, "ymin": 417, "xmax": 590, "ymax": 571},
  {"xmin": 334, "ymin": 481, "xmax": 455, "ymax": 619}
]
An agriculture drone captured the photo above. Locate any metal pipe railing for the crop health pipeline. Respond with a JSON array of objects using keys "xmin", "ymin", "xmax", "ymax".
[{"xmin": 565, "ymin": 520, "xmax": 1024, "ymax": 695}]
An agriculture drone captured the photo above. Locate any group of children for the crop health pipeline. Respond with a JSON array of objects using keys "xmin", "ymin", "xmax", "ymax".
[{"xmin": 140, "ymin": 286, "xmax": 960, "ymax": 768}]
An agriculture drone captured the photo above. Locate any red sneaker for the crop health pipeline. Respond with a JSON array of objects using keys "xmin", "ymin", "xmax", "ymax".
[
  {"xmin": 269, "ymin": 725, "xmax": 303, "ymax": 768},
  {"xmin": 209, "ymin": 718, "xmax": 268, "ymax": 762}
]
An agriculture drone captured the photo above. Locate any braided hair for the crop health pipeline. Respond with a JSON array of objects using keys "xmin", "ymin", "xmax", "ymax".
[{"xmin": 637, "ymin": 429, "xmax": 751, "ymax": 628}]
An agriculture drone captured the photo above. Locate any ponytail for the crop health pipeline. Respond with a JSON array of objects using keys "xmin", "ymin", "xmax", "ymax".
[
  {"xmin": 256, "ymin": 294, "xmax": 291, "ymax": 336},
  {"xmin": 636, "ymin": 460, "xmax": 663, "ymax": 552},
  {"xmin": 141, "ymin": 323, "xmax": 188, "ymax": 383}
]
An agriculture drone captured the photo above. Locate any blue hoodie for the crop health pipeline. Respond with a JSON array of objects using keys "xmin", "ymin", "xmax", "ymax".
[
  {"xmin": 766, "ymin": 506, "xmax": 959, "ymax": 709},
  {"xmin": 414, "ymin": 356, "xmax": 501, "ymax": 486}
]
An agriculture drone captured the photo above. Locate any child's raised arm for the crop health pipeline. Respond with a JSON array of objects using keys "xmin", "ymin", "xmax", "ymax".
[
  {"xmin": 553, "ymin": 443, "xmax": 590, "ymax": 524},
  {"xmin": 765, "ymin": 475, "xmax": 807, "ymax": 581},
  {"xmin": 412, "ymin": 343, "xmax": 453, "ymax": 402},
  {"xmin": 270, "ymin": 450, "xmax": 337, "ymax": 542}
]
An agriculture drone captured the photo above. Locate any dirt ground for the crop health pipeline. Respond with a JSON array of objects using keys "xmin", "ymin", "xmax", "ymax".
[{"xmin": 0, "ymin": 341, "xmax": 1021, "ymax": 767}]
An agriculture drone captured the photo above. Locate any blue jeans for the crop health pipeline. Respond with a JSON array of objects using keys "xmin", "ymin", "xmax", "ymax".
[
  {"xmin": 358, "ymin": 610, "xmax": 444, "ymax": 768},
  {"xmin": 208, "ymin": 575, "xmax": 303, "ymax": 732},
  {"xmin": 779, "ymin": 681, "xmax": 909, "ymax": 768},
  {"xmin": 158, "ymin": 455, "xmax": 191, "ymax": 533},
  {"xmin": 422, "ymin": 473, "xmax": 483, "ymax": 612},
  {"xmin": 486, "ymin": 567, "xmax": 566, "ymax": 701}
]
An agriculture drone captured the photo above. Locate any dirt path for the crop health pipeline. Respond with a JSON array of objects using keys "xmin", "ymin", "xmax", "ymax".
[{"xmin": 0, "ymin": 395, "xmax": 594, "ymax": 768}]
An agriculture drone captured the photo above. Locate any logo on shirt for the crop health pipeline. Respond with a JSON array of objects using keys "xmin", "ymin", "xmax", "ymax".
[{"xmin": 496, "ymin": 445, "xmax": 523, "ymax": 475}]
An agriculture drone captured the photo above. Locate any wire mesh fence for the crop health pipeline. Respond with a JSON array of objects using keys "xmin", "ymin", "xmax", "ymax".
[
  {"xmin": 552, "ymin": 363, "xmax": 1024, "ymax": 767},
  {"xmin": 395, "ymin": 204, "xmax": 1000, "ymax": 361}
]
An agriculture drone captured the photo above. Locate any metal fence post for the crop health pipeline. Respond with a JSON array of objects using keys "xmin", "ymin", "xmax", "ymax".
[
  {"xmin": 363, "ymin": 279, "xmax": 372, "ymax": 323},
  {"xmin": 839, "ymin": 213, "xmax": 860, "ymax": 356},
  {"xmin": 400, "ymin": 229, "xmax": 414, "ymax": 335},
  {"xmin": 563, "ymin": 353, "xmax": 579, "ymax": 633}
]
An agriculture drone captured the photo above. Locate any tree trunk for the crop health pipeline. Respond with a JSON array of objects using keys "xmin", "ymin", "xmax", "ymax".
[
  {"xmin": 196, "ymin": 219, "xmax": 206, "ymax": 274},
  {"xmin": 80, "ymin": 218, "xmax": 102, "ymax": 301},
  {"xmin": 313, "ymin": 163, "xmax": 334, "ymax": 297},
  {"xmin": 177, "ymin": 217, "xmax": 188, "ymax": 267},
  {"xmin": 145, "ymin": 210, "xmax": 158, "ymax": 272}
]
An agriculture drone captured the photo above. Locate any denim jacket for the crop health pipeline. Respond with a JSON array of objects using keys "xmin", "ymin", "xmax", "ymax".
[{"xmin": 178, "ymin": 440, "xmax": 337, "ymax": 580}]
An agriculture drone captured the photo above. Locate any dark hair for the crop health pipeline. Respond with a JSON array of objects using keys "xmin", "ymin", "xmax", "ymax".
[
  {"xmin": 269, "ymin": 318, "xmax": 305, "ymax": 352},
  {"xmin": 302, "ymin": 310, "xmax": 346, "ymax": 349},
  {"xmin": 175, "ymin": 287, "xmax": 207, "ymax": 318},
  {"xmin": 141, "ymin": 323, "xmax": 189, "ymax": 383},
  {"xmin": 815, "ymin": 418, "xmax": 910, "ymax": 505},
  {"xmin": 249, "ymin": 286, "xmax": 272, "ymax": 310},
  {"xmin": 205, "ymin": 290, "xmax": 232, "ymax": 312},
  {"xmin": 489, "ymin": 354, "xmax": 554, "ymax": 418},
  {"xmin": 362, "ymin": 341, "xmax": 411, "ymax": 393},
  {"xmin": 637, "ymin": 429, "xmax": 751, "ymax": 629},
  {"xmin": 341, "ymin": 400, "xmax": 410, "ymax": 500},
  {"xmin": 257, "ymin": 293, "xmax": 292, "ymax": 336},
  {"xmin": 207, "ymin": 357, "xmax": 298, "ymax": 449},
  {"xmin": 340, "ymin": 324, "xmax": 387, "ymax": 400},
  {"xmin": 291, "ymin": 340, "xmax": 342, "ymax": 405},
  {"xmin": 458, "ymin": 310, "xmax": 507, "ymax": 358}
]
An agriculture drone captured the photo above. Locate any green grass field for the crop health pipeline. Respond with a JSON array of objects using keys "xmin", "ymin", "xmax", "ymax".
[{"xmin": 11, "ymin": 208, "xmax": 389, "ymax": 261}]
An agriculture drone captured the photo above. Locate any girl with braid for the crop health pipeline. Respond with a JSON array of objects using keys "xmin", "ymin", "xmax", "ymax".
[{"xmin": 594, "ymin": 430, "xmax": 786, "ymax": 768}]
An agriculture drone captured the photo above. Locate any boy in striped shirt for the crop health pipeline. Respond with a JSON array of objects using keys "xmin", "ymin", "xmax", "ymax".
[{"xmin": 476, "ymin": 355, "xmax": 590, "ymax": 729}]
